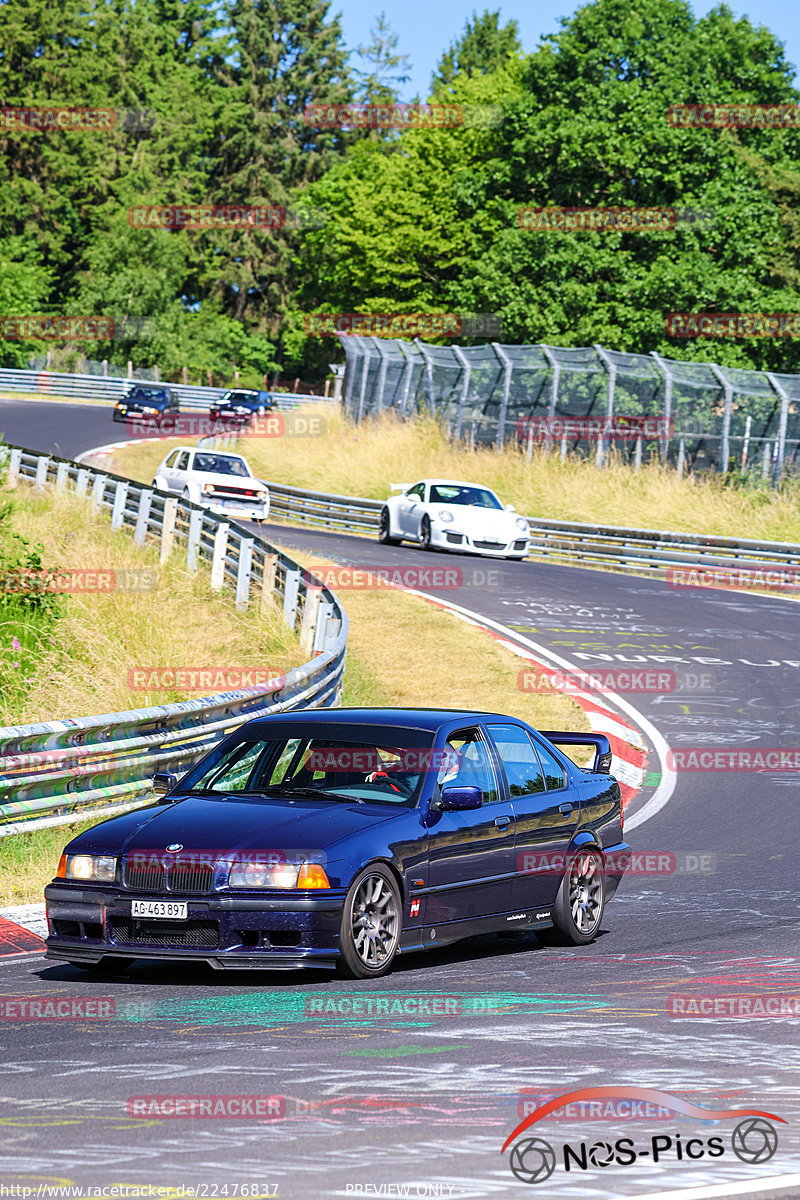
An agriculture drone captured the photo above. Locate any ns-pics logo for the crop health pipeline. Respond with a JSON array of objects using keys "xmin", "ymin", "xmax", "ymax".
[{"xmin": 501, "ymin": 1087, "xmax": 784, "ymax": 1185}]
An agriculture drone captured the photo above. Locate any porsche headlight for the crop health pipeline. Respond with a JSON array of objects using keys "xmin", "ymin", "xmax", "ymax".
[
  {"xmin": 438, "ymin": 509, "xmax": 454, "ymax": 523},
  {"xmin": 62, "ymin": 853, "xmax": 117, "ymax": 883},
  {"xmin": 515, "ymin": 517, "xmax": 529, "ymax": 531}
]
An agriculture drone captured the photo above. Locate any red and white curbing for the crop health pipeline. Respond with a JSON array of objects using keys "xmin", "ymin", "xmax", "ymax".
[
  {"xmin": 0, "ymin": 906, "xmax": 47, "ymax": 957},
  {"xmin": 400, "ymin": 588, "xmax": 670, "ymax": 829}
]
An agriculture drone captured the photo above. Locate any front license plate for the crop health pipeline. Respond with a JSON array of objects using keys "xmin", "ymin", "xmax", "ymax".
[{"xmin": 131, "ymin": 900, "xmax": 188, "ymax": 919}]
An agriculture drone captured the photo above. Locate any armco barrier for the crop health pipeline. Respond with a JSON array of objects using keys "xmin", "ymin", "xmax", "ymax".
[
  {"xmin": 0, "ymin": 444, "xmax": 348, "ymax": 836},
  {"xmin": 0, "ymin": 366, "xmax": 328, "ymax": 411},
  {"xmin": 258, "ymin": 478, "xmax": 800, "ymax": 577}
]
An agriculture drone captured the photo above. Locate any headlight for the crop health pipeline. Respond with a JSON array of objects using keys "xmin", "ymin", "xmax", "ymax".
[
  {"xmin": 228, "ymin": 861, "xmax": 329, "ymax": 889},
  {"xmin": 141, "ymin": 406, "xmax": 159, "ymax": 414},
  {"xmin": 438, "ymin": 509, "xmax": 454, "ymax": 522},
  {"xmin": 255, "ymin": 490, "xmax": 268, "ymax": 501},
  {"xmin": 202, "ymin": 483, "xmax": 215, "ymax": 494},
  {"xmin": 515, "ymin": 517, "xmax": 529, "ymax": 531},
  {"xmin": 61, "ymin": 853, "xmax": 117, "ymax": 883}
]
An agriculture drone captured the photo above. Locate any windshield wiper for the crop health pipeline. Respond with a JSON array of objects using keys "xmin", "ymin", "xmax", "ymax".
[{"xmin": 265, "ymin": 785, "xmax": 364, "ymax": 804}]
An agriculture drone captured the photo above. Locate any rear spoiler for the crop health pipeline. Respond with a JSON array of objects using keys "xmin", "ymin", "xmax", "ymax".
[{"xmin": 540, "ymin": 731, "xmax": 613, "ymax": 774}]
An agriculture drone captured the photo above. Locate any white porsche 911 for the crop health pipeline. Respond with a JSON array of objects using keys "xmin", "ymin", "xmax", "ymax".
[
  {"xmin": 378, "ymin": 479, "xmax": 529, "ymax": 558},
  {"xmin": 152, "ymin": 447, "xmax": 270, "ymax": 522}
]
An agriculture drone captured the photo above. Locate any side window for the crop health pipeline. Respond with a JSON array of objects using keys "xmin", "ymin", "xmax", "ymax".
[
  {"xmin": 487, "ymin": 723, "xmax": 546, "ymax": 797},
  {"xmin": 176, "ymin": 451, "xmax": 191, "ymax": 471},
  {"xmin": 533, "ymin": 739, "xmax": 568, "ymax": 791},
  {"xmin": 407, "ymin": 482, "xmax": 425, "ymax": 500},
  {"xmin": 438, "ymin": 728, "xmax": 499, "ymax": 805},
  {"xmin": 165, "ymin": 450, "xmax": 180, "ymax": 468}
]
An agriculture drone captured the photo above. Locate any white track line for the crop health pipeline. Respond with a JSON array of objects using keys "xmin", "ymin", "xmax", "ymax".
[
  {"xmin": 627, "ymin": 1172, "xmax": 800, "ymax": 1199},
  {"xmin": 402, "ymin": 589, "xmax": 676, "ymax": 833}
]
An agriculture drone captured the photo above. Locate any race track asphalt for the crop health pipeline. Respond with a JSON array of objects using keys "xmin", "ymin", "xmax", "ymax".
[{"xmin": 1, "ymin": 399, "xmax": 798, "ymax": 1199}]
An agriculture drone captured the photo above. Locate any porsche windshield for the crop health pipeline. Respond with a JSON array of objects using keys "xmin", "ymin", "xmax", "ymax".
[
  {"xmin": 180, "ymin": 729, "xmax": 437, "ymax": 806},
  {"xmin": 429, "ymin": 485, "xmax": 503, "ymax": 509},
  {"xmin": 193, "ymin": 454, "xmax": 250, "ymax": 476}
]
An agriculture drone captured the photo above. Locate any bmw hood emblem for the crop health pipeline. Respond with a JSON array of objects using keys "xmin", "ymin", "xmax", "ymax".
[{"xmin": 166, "ymin": 843, "xmax": 183, "ymax": 853}]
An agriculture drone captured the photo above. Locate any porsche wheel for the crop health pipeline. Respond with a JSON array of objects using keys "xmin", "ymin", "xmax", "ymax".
[
  {"xmin": 541, "ymin": 847, "xmax": 605, "ymax": 945},
  {"xmin": 339, "ymin": 865, "xmax": 401, "ymax": 978},
  {"xmin": 419, "ymin": 514, "xmax": 432, "ymax": 550},
  {"xmin": 378, "ymin": 507, "xmax": 400, "ymax": 545}
]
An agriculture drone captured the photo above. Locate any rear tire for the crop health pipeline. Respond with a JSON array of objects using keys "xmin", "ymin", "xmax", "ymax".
[
  {"xmin": 339, "ymin": 865, "xmax": 401, "ymax": 979},
  {"xmin": 540, "ymin": 847, "xmax": 605, "ymax": 946},
  {"xmin": 378, "ymin": 507, "xmax": 400, "ymax": 545}
]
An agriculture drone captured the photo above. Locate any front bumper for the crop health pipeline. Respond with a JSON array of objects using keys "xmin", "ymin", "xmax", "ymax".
[
  {"xmin": 429, "ymin": 526, "xmax": 528, "ymax": 557},
  {"xmin": 201, "ymin": 498, "xmax": 270, "ymax": 521},
  {"xmin": 44, "ymin": 884, "xmax": 345, "ymax": 971}
]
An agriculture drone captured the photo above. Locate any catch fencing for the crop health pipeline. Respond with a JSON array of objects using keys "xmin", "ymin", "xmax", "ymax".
[
  {"xmin": 0, "ymin": 445, "xmax": 348, "ymax": 836},
  {"xmin": 338, "ymin": 335, "xmax": 800, "ymax": 481}
]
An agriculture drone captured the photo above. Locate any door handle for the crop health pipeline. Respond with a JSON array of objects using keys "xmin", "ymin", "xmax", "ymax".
[
  {"xmin": 559, "ymin": 803, "xmax": 574, "ymax": 815},
  {"xmin": 495, "ymin": 815, "xmax": 513, "ymax": 829}
]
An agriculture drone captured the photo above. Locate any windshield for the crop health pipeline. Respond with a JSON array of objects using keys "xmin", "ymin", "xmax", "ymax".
[
  {"xmin": 193, "ymin": 454, "xmax": 250, "ymax": 477},
  {"xmin": 429, "ymin": 484, "xmax": 503, "ymax": 509},
  {"xmin": 180, "ymin": 728, "xmax": 436, "ymax": 806},
  {"xmin": 222, "ymin": 392, "xmax": 259, "ymax": 408}
]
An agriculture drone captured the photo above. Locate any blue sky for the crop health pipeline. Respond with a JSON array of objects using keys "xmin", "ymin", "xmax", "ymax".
[{"xmin": 337, "ymin": 0, "xmax": 800, "ymax": 99}]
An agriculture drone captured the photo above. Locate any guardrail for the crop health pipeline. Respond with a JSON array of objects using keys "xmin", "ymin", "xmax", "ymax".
[
  {"xmin": 257, "ymin": 478, "xmax": 800, "ymax": 577},
  {"xmin": 0, "ymin": 367, "xmax": 329, "ymax": 411},
  {"xmin": 0, "ymin": 444, "xmax": 348, "ymax": 836}
]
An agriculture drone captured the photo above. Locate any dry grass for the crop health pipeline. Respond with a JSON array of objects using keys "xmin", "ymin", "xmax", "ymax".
[
  {"xmin": 0, "ymin": 820, "xmax": 98, "ymax": 907},
  {"xmin": 300, "ymin": 549, "xmax": 589, "ymax": 735},
  {"xmin": 0, "ymin": 540, "xmax": 589, "ymax": 905},
  {"xmin": 111, "ymin": 406, "xmax": 800, "ymax": 543},
  {"xmin": 0, "ymin": 483, "xmax": 301, "ymax": 726}
]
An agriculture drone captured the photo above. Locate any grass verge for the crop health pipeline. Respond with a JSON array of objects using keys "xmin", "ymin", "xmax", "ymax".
[
  {"xmin": 0, "ymin": 543, "xmax": 589, "ymax": 906},
  {"xmin": 111, "ymin": 406, "xmax": 800, "ymax": 543}
]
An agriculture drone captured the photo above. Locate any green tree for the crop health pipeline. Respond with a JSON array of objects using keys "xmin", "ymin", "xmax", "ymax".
[
  {"xmin": 434, "ymin": 9, "xmax": 521, "ymax": 90},
  {"xmin": 354, "ymin": 12, "xmax": 412, "ymax": 105}
]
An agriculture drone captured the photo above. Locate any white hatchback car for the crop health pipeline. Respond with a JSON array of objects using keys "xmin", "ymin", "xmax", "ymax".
[
  {"xmin": 152, "ymin": 447, "xmax": 270, "ymax": 522},
  {"xmin": 378, "ymin": 478, "xmax": 529, "ymax": 558}
]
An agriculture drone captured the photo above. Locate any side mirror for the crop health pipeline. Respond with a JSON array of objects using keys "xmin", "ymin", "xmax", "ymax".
[
  {"xmin": 505, "ymin": 503, "xmax": 516, "ymax": 512},
  {"xmin": 439, "ymin": 785, "xmax": 483, "ymax": 811},
  {"xmin": 152, "ymin": 772, "xmax": 178, "ymax": 800}
]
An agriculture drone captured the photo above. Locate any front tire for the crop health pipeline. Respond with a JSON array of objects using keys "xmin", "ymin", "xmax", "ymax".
[
  {"xmin": 378, "ymin": 507, "xmax": 400, "ymax": 545},
  {"xmin": 541, "ymin": 847, "xmax": 605, "ymax": 945},
  {"xmin": 339, "ymin": 865, "xmax": 401, "ymax": 978},
  {"xmin": 419, "ymin": 514, "xmax": 432, "ymax": 551}
]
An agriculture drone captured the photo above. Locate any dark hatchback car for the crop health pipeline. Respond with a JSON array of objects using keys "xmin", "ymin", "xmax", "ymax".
[
  {"xmin": 209, "ymin": 389, "xmax": 276, "ymax": 424},
  {"xmin": 45, "ymin": 708, "xmax": 629, "ymax": 979},
  {"xmin": 113, "ymin": 384, "xmax": 180, "ymax": 426}
]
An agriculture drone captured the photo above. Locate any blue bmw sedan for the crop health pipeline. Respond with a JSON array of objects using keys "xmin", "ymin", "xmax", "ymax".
[{"xmin": 45, "ymin": 708, "xmax": 629, "ymax": 978}]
